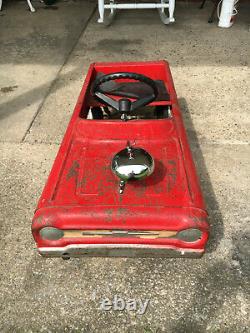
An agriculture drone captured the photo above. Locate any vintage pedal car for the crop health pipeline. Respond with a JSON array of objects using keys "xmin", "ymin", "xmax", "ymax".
[{"xmin": 32, "ymin": 61, "xmax": 209, "ymax": 259}]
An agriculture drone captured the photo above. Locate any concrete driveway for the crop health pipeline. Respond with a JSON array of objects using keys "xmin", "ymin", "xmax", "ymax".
[{"xmin": 0, "ymin": 1, "xmax": 249, "ymax": 332}]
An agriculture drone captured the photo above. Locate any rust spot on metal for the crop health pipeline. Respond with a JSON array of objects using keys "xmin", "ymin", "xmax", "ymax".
[
  {"xmin": 117, "ymin": 207, "xmax": 130, "ymax": 217},
  {"xmin": 134, "ymin": 179, "xmax": 147, "ymax": 198},
  {"xmin": 66, "ymin": 161, "xmax": 80, "ymax": 181},
  {"xmin": 117, "ymin": 207, "xmax": 130, "ymax": 224},
  {"xmin": 105, "ymin": 209, "xmax": 114, "ymax": 223},
  {"xmin": 166, "ymin": 160, "xmax": 177, "ymax": 192},
  {"xmin": 34, "ymin": 215, "xmax": 54, "ymax": 227},
  {"xmin": 104, "ymin": 208, "xmax": 131, "ymax": 224},
  {"xmin": 78, "ymin": 176, "xmax": 87, "ymax": 189},
  {"xmin": 34, "ymin": 215, "xmax": 43, "ymax": 225},
  {"xmin": 190, "ymin": 215, "xmax": 208, "ymax": 226}
]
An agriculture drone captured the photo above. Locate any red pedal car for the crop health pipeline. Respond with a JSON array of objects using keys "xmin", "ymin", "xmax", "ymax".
[{"xmin": 32, "ymin": 61, "xmax": 209, "ymax": 259}]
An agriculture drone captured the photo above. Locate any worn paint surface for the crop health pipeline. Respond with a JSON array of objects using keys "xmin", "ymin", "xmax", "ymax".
[{"xmin": 32, "ymin": 61, "xmax": 208, "ymax": 254}]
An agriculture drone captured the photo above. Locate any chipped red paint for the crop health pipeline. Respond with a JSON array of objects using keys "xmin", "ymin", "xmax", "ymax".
[{"xmin": 32, "ymin": 61, "xmax": 209, "ymax": 257}]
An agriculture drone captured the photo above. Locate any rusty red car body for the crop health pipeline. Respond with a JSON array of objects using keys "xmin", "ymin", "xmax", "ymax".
[{"xmin": 32, "ymin": 61, "xmax": 209, "ymax": 258}]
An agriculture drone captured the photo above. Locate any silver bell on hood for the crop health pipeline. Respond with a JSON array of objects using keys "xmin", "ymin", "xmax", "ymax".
[{"xmin": 111, "ymin": 144, "xmax": 154, "ymax": 193}]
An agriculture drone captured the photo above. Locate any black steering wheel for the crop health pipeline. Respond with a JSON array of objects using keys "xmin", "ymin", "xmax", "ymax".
[{"xmin": 92, "ymin": 72, "xmax": 158, "ymax": 115}]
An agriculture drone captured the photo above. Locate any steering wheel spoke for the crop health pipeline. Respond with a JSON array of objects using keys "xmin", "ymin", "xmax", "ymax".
[
  {"xmin": 131, "ymin": 94, "xmax": 155, "ymax": 111},
  {"xmin": 94, "ymin": 91, "xmax": 119, "ymax": 110}
]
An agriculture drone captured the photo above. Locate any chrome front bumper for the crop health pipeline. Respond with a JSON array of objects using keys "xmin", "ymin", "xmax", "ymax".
[{"xmin": 38, "ymin": 244, "xmax": 204, "ymax": 258}]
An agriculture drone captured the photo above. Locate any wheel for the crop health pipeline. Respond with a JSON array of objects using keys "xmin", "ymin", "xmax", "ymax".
[{"xmin": 62, "ymin": 253, "xmax": 70, "ymax": 260}]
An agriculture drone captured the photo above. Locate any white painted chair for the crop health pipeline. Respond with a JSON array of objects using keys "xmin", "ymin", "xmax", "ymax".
[
  {"xmin": 0, "ymin": 0, "xmax": 36, "ymax": 12},
  {"xmin": 97, "ymin": 0, "xmax": 175, "ymax": 25}
]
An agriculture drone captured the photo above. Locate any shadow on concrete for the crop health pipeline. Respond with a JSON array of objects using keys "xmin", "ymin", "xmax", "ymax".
[
  {"xmin": 0, "ymin": 65, "xmax": 82, "ymax": 122},
  {"xmin": 179, "ymin": 98, "xmax": 224, "ymax": 253},
  {"xmin": 170, "ymin": 258, "xmax": 246, "ymax": 333}
]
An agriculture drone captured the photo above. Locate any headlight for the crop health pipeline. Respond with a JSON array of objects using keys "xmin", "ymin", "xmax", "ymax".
[
  {"xmin": 39, "ymin": 227, "xmax": 64, "ymax": 240},
  {"xmin": 177, "ymin": 228, "xmax": 202, "ymax": 242}
]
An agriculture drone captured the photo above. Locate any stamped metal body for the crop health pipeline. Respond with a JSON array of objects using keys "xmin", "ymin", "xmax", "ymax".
[{"xmin": 32, "ymin": 61, "xmax": 209, "ymax": 258}]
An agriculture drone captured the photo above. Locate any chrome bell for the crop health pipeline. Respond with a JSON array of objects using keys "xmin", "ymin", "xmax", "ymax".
[{"xmin": 111, "ymin": 143, "xmax": 154, "ymax": 194}]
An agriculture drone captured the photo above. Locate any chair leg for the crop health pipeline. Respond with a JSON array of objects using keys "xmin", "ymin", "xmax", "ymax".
[
  {"xmin": 98, "ymin": 0, "xmax": 105, "ymax": 23},
  {"xmin": 200, "ymin": 0, "xmax": 207, "ymax": 9},
  {"xmin": 27, "ymin": 0, "xmax": 36, "ymax": 12},
  {"xmin": 168, "ymin": 0, "xmax": 175, "ymax": 23}
]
